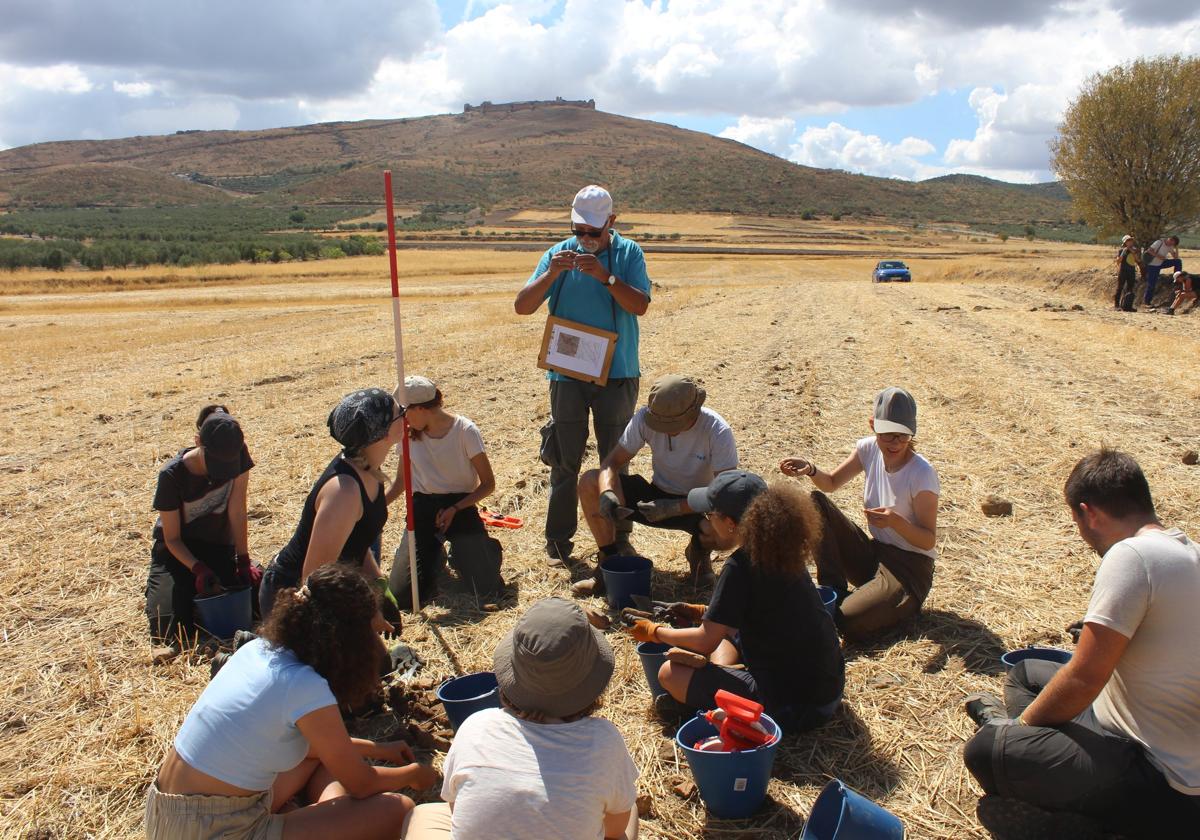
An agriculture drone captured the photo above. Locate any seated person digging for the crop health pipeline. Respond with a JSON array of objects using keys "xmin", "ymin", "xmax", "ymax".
[
  {"xmin": 387, "ymin": 375, "xmax": 503, "ymax": 610},
  {"xmin": 624, "ymin": 471, "xmax": 845, "ymax": 731},
  {"xmin": 961, "ymin": 450, "xmax": 1200, "ymax": 834},
  {"xmin": 401, "ymin": 597, "xmax": 638, "ymax": 840},
  {"xmin": 573, "ymin": 375, "xmax": 737, "ymax": 597}
]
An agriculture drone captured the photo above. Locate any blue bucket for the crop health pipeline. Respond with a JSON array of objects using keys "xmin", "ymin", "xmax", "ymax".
[
  {"xmin": 193, "ymin": 586, "xmax": 253, "ymax": 641},
  {"xmin": 436, "ymin": 671, "xmax": 501, "ymax": 731},
  {"xmin": 1000, "ymin": 646, "xmax": 1073, "ymax": 672},
  {"xmin": 801, "ymin": 779, "xmax": 905, "ymax": 839},
  {"xmin": 637, "ymin": 641, "xmax": 670, "ymax": 698},
  {"xmin": 676, "ymin": 712, "xmax": 781, "ymax": 819},
  {"xmin": 816, "ymin": 585, "xmax": 838, "ymax": 617},
  {"xmin": 600, "ymin": 555, "xmax": 653, "ymax": 610}
]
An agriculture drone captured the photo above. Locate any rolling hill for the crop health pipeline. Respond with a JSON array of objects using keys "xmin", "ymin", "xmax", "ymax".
[{"xmin": 0, "ymin": 106, "xmax": 1071, "ymax": 223}]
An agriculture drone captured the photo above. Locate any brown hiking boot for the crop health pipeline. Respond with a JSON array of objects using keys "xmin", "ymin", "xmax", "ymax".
[{"xmin": 685, "ymin": 535, "xmax": 714, "ymax": 588}]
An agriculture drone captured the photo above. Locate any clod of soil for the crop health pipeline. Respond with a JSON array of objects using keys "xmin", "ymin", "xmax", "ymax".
[
  {"xmin": 636, "ymin": 793, "xmax": 654, "ymax": 818},
  {"xmin": 585, "ymin": 608, "xmax": 611, "ymax": 630},
  {"xmin": 1182, "ymin": 450, "xmax": 1199, "ymax": 465},
  {"xmin": 981, "ymin": 495, "xmax": 1013, "ymax": 517},
  {"xmin": 671, "ymin": 777, "xmax": 696, "ymax": 799}
]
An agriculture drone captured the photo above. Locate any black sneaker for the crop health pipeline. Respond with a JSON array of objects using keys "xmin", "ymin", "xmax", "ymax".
[
  {"xmin": 654, "ymin": 693, "xmax": 689, "ymax": 720},
  {"xmin": 976, "ymin": 796, "xmax": 1109, "ymax": 840},
  {"xmin": 232, "ymin": 630, "xmax": 258, "ymax": 650},
  {"xmin": 964, "ymin": 692, "xmax": 1008, "ymax": 727},
  {"xmin": 209, "ymin": 651, "xmax": 232, "ymax": 679}
]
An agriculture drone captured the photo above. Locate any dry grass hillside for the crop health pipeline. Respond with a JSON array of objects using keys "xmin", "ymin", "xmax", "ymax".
[
  {"xmin": 0, "ymin": 108, "xmax": 1072, "ymax": 223},
  {"xmin": 1, "ymin": 218, "xmax": 1194, "ymax": 839}
]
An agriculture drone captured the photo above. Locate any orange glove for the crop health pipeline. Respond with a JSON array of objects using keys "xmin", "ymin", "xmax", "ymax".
[
  {"xmin": 661, "ymin": 602, "xmax": 707, "ymax": 627},
  {"xmin": 627, "ymin": 618, "xmax": 662, "ymax": 643}
]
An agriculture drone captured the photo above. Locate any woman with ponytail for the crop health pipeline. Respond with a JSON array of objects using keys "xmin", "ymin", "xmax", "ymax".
[
  {"xmin": 148, "ymin": 565, "xmax": 437, "ymax": 840},
  {"xmin": 260, "ymin": 389, "xmax": 404, "ymax": 626}
]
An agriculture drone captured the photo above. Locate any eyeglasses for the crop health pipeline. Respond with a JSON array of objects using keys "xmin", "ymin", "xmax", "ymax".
[
  {"xmin": 571, "ymin": 226, "xmax": 605, "ymax": 239},
  {"xmin": 876, "ymin": 432, "xmax": 912, "ymax": 445}
]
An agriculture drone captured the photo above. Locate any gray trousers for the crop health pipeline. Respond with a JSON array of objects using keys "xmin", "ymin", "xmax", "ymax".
[
  {"xmin": 963, "ymin": 659, "xmax": 1199, "ymax": 832},
  {"xmin": 545, "ymin": 377, "xmax": 639, "ymax": 548}
]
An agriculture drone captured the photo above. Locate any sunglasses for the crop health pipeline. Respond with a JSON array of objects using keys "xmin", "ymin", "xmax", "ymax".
[{"xmin": 571, "ymin": 226, "xmax": 605, "ymax": 239}]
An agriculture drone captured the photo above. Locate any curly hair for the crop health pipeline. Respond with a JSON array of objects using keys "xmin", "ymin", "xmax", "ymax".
[
  {"xmin": 260, "ymin": 565, "xmax": 384, "ymax": 706},
  {"xmin": 738, "ymin": 482, "xmax": 823, "ymax": 578},
  {"xmin": 407, "ymin": 389, "xmax": 445, "ymax": 441}
]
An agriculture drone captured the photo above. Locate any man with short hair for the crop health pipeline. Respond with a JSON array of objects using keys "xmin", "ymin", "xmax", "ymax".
[
  {"xmin": 961, "ymin": 450, "xmax": 1200, "ymax": 833},
  {"xmin": 514, "ymin": 186, "xmax": 651, "ymax": 565},
  {"xmin": 1142, "ymin": 235, "xmax": 1182, "ymax": 306},
  {"xmin": 572, "ymin": 375, "xmax": 738, "ymax": 596}
]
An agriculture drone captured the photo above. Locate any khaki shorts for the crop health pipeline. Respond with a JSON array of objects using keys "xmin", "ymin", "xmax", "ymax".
[
  {"xmin": 402, "ymin": 801, "xmax": 452, "ymax": 839},
  {"xmin": 145, "ymin": 782, "xmax": 284, "ymax": 840}
]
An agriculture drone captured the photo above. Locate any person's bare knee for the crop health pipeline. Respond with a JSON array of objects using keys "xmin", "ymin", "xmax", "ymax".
[
  {"xmin": 578, "ymin": 469, "xmax": 601, "ymax": 503},
  {"xmin": 709, "ymin": 639, "xmax": 739, "ymax": 667},
  {"xmin": 659, "ymin": 661, "xmax": 693, "ymax": 701}
]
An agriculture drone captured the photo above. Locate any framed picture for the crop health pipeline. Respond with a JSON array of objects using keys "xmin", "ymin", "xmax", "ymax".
[{"xmin": 537, "ymin": 316, "xmax": 618, "ymax": 386}]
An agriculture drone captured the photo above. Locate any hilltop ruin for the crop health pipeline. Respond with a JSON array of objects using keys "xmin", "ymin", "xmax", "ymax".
[{"xmin": 463, "ymin": 97, "xmax": 596, "ymax": 114}]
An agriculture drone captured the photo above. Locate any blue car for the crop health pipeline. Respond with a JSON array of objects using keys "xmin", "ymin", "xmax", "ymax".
[{"xmin": 872, "ymin": 260, "xmax": 912, "ymax": 283}]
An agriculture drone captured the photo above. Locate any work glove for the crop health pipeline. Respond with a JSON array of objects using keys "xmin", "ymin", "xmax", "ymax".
[
  {"xmin": 655, "ymin": 601, "xmax": 707, "ymax": 627},
  {"xmin": 192, "ymin": 560, "xmax": 222, "ymax": 597},
  {"xmin": 636, "ymin": 498, "xmax": 687, "ymax": 523},
  {"xmin": 1066, "ymin": 619, "xmax": 1084, "ymax": 644},
  {"xmin": 598, "ymin": 490, "xmax": 633, "ymax": 523},
  {"xmin": 373, "ymin": 577, "xmax": 403, "ymax": 631},
  {"xmin": 234, "ymin": 553, "xmax": 262, "ymax": 587},
  {"xmin": 625, "ymin": 618, "xmax": 662, "ymax": 643}
]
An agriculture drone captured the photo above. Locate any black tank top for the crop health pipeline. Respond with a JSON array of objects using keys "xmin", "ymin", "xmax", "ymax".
[{"xmin": 275, "ymin": 455, "xmax": 388, "ymax": 575}]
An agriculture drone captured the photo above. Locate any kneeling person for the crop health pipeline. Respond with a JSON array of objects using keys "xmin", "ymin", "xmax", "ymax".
[
  {"xmin": 574, "ymin": 375, "xmax": 737, "ymax": 596},
  {"xmin": 625, "ymin": 471, "xmax": 844, "ymax": 733}
]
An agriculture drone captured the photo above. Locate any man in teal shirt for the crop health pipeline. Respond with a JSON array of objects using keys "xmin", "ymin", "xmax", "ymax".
[{"xmin": 514, "ymin": 185, "xmax": 651, "ymax": 565}]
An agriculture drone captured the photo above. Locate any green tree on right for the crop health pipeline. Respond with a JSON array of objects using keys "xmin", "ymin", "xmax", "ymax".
[{"xmin": 1051, "ymin": 55, "xmax": 1200, "ymax": 247}]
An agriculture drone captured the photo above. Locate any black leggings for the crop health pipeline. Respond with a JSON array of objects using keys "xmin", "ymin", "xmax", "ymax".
[{"xmin": 145, "ymin": 540, "xmax": 241, "ymax": 645}]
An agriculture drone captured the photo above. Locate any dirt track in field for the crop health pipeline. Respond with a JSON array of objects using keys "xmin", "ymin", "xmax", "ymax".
[{"xmin": 1, "ymin": 246, "xmax": 1197, "ymax": 838}]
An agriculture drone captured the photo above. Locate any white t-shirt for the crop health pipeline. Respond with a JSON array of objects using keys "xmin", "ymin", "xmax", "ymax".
[
  {"xmin": 174, "ymin": 639, "xmax": 336, "ymax": 791},
  {"xmin": 409, "ymin": 416, "xmax": 485, "ymax": 495},
  {"xmin": 1146, "ymin": 239, "xmax": 1175, "ymax": 266},
  {"xmin": 617, "ymin": 406, "xmax": 738, "ymax": 495},
  {"xmin": 441, "ymin": 707, "xmax": 638, "ymax": 840},
  {"xmin": 855, "ymin": 436, "xmax": 940, "ymax": 559},
  {"xmin": 1085, "ymin": 528, "xmax": 1200, "ymax": 795}
]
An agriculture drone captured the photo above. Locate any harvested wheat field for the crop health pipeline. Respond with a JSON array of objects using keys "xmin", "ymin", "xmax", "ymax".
[{"xmin": 1, "ymin": 226, "xmax": 1197, "ymax": 839}]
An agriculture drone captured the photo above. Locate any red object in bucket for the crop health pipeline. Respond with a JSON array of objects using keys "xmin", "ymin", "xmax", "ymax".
[
  {"xmin": 478, "ymin": 509, "xmax": 524, "ymax": 529},
  {"xmin": 697, "ymin": 690, "xmax": 777, "ymax": 751}
]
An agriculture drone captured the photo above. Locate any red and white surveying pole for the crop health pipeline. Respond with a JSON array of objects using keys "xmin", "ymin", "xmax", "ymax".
[{"xmin": 384, "ymin": 170, "xmax": 419, "ymax": 612}]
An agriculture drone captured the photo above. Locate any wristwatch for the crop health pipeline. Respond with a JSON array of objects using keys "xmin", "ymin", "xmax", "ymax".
[{"xmin": 606, "ymin": 275, "xmax": 617, "ymax": 286}]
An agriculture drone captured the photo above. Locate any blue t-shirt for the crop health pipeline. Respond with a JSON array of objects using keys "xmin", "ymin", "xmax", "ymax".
[
  {"xmin": 174, "ymin": 638, "xmax": 336, "ymax": 790},
  {"xmin": 527, "ymin": 231, "xmax": 651, "ymax": 380}
]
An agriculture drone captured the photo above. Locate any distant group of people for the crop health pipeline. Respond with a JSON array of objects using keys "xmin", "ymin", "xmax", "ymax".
[
  {"xmin": 144, "ymin": 185, "xmax": 1198, "ymax": 839},
  {"xmin": 1114, "ymin": 233, "xmax": 1194, "ymax": 314}
]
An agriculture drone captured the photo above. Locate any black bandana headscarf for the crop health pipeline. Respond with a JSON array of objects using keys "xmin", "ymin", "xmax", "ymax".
[{"xmin": 327, "ymin": 388, "xmax": 397, "ymax": 454}]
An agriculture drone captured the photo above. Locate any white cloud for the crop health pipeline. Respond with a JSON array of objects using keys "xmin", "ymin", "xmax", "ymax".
[
  {"xmin": 718, "ymin": 116, "xmax": 796, "ymax": 156},
  {"xmin": 943, "ymin": 85, "xmax": 1063, "ymax": 177},
  {"xmin": 787, "ymin": 122, "xmax": 940, "ymax": 180},
  {"xmin": 0, "ymin": 63, "xmax": 93, "ymax": 96},
  {"xmin": 113, "ymin": 80, "xmax": 155, "ymax": 98}
]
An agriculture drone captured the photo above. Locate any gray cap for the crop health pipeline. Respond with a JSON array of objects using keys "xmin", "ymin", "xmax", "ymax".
[
  {"xmin": 404, "ymin": 375, "xmax": 437, "ymax": 406},
  {"xmin": 873, "ymin": 387, "xmax": 917, "ymax": 436},
  {"xmin": 493, "ymin": 597, "xmax": 614, "ymax": 719},
  {"xmin": 198, "ymin": 411, "xmax": 244, "ymax": 483},
  {"xmin": 686, "ymin": 470, "xmax": 768, "ymax": 523},
  {"xmin": 646, "ymin": 374, "xmax": 706, "ymax": 434}
]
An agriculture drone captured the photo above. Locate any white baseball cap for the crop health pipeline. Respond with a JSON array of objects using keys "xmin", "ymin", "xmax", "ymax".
[{"xmin": 571, "ymin": 185, "xmax": 613, "ymax": 229}]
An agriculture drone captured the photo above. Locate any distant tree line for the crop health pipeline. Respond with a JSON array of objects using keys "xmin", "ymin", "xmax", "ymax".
[{"xmin": 0, "ymin": 204, "xmax": 459, "ymax": 271}]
